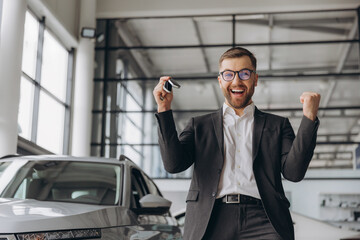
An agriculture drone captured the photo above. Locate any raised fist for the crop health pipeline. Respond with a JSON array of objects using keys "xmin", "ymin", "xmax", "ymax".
[{"xmin": 300, "ymin": 92, "xmax": 321, "ymax": 121}]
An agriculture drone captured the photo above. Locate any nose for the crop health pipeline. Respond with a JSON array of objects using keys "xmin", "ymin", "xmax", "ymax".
[{"xmin": 232, "ymin": 73, "xmax": 242, "ymax": 84}]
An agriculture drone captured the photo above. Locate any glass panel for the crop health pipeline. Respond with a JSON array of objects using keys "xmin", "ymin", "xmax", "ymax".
[
  {"xmin": 122, "ymin": 145, "xmax": 142, "ymax": 166},
  {"xmin": 344, "ymin": 43, "xmax": 359, "ymax": 71},
  {"xmin": 18, "ymin": 77, "xmax": 34, "ymax": 140},
  {"xmin": 311, "ymin": 144, "xmax": 356, "ymax": 169},
  {"xmin": 94, "ymin": 50, "xmax": 105, "ymax": 78},
  {"xmin": 91, "ymin": 113, "xmax": 103, "ymax": 143},
  {"xmin": 21, "ymin": 11, "xmax": 39, "ymax": 79},
  {"xmin": 95, "ymin": 20, "xmax": 107, "ymax": 48},
  {"xmin": 93, "ymin": 9, "xmax": 360, "ymax": 172},
  {"xmin": 125, "ymin": 145, "xmax": 193, "ymax": 178},
  {"xmin": 126, "ymin": 81, "xmax": 144, "ymax": 105},
  {"xmin": 104, "ymin": 50, "xmax": 141, "ymax": 79},
  {"xmin": 41, "ymin": 30, "xmax": 69, "ymax": 102},
  {"xmin": 125, "ymin": 94, "xmax": 141, "ymax": 111},
  {"xmin": 91, "ymin": 146, "xmax": 101, "ymax": 157},
  {"xmin": 37, "ymin": 91, "xmax": 65, "ymax": 153},
  {"xmin": 0, "ymin": 160, "xmax": 122, "ymax": 205},
  {"xmin": 328, "ymin": 79, "xmax": 360, "ymax": 107},
  {"xmin": 123, "ymin": 117, "xmax": 142, "ymax": 144},
  {"xmin": 270, "ymin": 43, "xmax": 358, "ymax": 71},
  {"xmin": 93, "ymin": 82, "xmax": 104, "ymax": 111}
]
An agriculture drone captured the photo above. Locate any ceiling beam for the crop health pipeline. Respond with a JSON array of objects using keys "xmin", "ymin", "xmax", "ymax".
[
  {"xmin": 191, "ymin": 18, "xmax": 211, "ymax": 73},
  {"xmin": 216, "ymin": 17, "xmax": 355, "ymax": 35}
]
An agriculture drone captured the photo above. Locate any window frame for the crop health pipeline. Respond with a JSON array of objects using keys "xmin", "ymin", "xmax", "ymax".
[{"xmin": 19, "ymin": 10, "xmax": 74, "ymax": 154}]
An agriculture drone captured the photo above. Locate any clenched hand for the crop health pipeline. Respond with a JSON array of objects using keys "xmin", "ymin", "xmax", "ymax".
[
  {"xmin": 153, "ymin": 76, "xmax": 173, "ymax": 113},
  {"xmin": 300, "ymin": 92, "xmax": 321, "ymax": 121}
]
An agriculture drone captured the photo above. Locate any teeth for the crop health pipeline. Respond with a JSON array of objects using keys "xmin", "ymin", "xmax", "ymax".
[{"xmin": 231, "ymin": 89, "xmax": 244, "ymax": 93}]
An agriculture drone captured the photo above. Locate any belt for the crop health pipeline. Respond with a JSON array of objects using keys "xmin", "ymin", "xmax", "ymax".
[{"xmin": 217, "ymin": 194, "xmax": 262, "ymax": 205}]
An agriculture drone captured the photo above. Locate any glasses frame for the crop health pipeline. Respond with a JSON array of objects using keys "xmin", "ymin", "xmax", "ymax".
[{"xmin": 219, "ymin": 69, "xmax": 257, "ymax": 82}]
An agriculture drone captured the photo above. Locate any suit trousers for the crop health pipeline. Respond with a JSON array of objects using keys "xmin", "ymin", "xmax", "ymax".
[{"xmin": 202, "ymin": 199, "xmax": 283, "ymax": 240}]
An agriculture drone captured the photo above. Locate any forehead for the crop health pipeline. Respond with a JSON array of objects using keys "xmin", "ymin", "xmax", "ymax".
[{"xmin": 219, "ymin": 56, "xmax": 253, "ymax": 70}]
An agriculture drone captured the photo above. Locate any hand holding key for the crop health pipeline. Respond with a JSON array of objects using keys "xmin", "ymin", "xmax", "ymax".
[{"xmin": 153, "ymin": 76, "xmax": 181, "ymax": 113}]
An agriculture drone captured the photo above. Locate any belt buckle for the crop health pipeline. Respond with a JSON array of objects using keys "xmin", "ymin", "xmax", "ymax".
[{"xmin": 226, "ymin": 194, "xmax": 240, "ymax": 204}]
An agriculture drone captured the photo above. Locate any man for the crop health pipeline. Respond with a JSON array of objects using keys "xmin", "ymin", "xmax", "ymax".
[{"xmin": 153, "ymin": 47, "xmax": 320, "ymax": 240}]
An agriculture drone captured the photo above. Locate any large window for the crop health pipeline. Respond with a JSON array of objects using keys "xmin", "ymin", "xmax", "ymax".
[
  {"xmin": 93, "ymin": 8, "xmax": 360, "ymax": 178},
  {"xmin": 18, "ymin": 11, "xmax": 73, "ymax": 154}
]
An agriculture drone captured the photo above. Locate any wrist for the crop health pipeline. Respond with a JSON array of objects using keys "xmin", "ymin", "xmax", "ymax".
[
  {"xmin": 304, "ymin": 113, "xmax": 316, "ymax": 122},
  {"xmin": 158, "ymin": 105, "xmax": 171, "ymax": 113}
]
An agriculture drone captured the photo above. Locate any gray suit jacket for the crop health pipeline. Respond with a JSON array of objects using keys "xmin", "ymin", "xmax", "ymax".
[{"xmin": 155, "ymin": 107, "xmax": 319, "ymax": 240}]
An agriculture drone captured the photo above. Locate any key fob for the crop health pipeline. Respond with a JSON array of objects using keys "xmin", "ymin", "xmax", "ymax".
[
  {"xmin": 163, "ymin": 81, "xmax": 172, "ymax": 93},
  {"xmin": 163, "ymin": 79, "xmax": 181, "ymax": 93}
]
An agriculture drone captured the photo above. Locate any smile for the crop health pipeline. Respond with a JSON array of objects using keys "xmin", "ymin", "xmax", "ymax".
[{"xmin": 231, "ymin": 89, "xmax": 245, "ymax": 94}]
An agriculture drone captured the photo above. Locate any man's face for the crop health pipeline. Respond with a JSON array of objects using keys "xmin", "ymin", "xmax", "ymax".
[{"xmin": 218, "ymin": 56, "xmax": 258, "ymax": 112}]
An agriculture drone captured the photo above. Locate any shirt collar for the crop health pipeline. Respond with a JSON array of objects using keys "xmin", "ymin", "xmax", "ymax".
[{"xmin": 223, "ymin": 102, "xmax": 255, "ymax": 117}]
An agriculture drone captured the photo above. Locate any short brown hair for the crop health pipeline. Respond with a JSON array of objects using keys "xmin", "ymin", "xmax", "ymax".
[{"xmin": 219, "ymin": 47, "xmax": 257, "ymax": 70}]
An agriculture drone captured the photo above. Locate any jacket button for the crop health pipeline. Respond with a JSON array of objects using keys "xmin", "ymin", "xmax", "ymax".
[
  {"xmin": 212, "ymin": 192, "xmax": 216, "ymax": 197},
  {"xmin": 218, "ymin": 169, "xmax": 221, "ymax": 174}
]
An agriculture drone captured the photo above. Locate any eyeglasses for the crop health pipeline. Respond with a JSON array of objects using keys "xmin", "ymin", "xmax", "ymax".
[{"xmin": 219, "ymin": 69, "xmax": 256, "ymax": 82}]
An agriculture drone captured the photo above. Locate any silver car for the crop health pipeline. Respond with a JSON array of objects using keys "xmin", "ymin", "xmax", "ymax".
[{"xmin": 0, "ymin": 155, "xmax": 182, "ymax": 240}]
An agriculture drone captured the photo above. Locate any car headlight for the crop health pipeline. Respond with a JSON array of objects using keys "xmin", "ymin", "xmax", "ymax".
[{"xmin": 15, "ymin": 229, "xmax": 101, "ymax": 240}]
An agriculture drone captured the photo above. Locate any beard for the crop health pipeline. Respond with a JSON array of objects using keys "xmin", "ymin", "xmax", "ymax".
[{"xmin": 222, "ymin": 82, "xmax": 255, "ymax": 110}]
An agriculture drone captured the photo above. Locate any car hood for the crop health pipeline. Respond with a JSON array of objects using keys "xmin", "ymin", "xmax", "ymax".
[{"xmin": 0, "ymin": 198, "xmax": 137, "ymax": 233}]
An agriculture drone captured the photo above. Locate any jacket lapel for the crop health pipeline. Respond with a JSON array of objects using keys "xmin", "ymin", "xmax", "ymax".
[
  {"xmin": 253, "ymin": 107, "xmax": 266, "ymax": 162},
  {"xmin": 212, "ymin": 108, "xmax": 224, "ymax": 159}
]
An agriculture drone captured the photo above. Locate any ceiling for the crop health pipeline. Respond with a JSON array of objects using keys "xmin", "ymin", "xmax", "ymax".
[{"xmin": 94, "ymin": 2, "xmax": 360, "ymax": 169}]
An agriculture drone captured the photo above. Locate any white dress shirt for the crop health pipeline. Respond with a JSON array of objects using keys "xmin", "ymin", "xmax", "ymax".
[{"xmin": 217, "ymin": 102, "xmax": 261, "ymax": 200}]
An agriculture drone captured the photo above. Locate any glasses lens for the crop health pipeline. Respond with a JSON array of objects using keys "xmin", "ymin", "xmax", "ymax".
[
  {"xmin": 239, "ymin": 69, "xmax": 251, "ymax": 80},
  {"xmin": 223, "ymin": 71, "xmax": 235, "ymax": 81}
]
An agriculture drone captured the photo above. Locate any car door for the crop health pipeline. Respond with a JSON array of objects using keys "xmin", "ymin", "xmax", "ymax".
[{"xmin": 129, "ymin": 168, "xmax": 182, "ymax": 239}]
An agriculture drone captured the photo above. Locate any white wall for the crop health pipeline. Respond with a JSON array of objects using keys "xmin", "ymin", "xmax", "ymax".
[
  {"xmin": 0, "ymin": 0, "xmax": 3, "ymax": 37},
  {"xmin": 39, "ymin": 0, "xmax": 79, "ymax": 38},
  {"xmin": 28, "ymin": 0, "xmax": 78, "ymax": 49},
  {"xmin": 283, "ymin": 170, "xmax": 360, "ymax": 219},
  {"xmin": 0, "ymin": 0, "xmax": 27, "ymax": 156},
  {"xmin": 71, "ymin": 0, "xmax": 96, "ymax": 156}
]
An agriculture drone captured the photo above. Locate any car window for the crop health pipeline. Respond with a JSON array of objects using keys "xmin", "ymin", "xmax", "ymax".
[
  {"xmin": 0, "ymin": 160, "xmax": 122, "ymax": 205},
  {"xmin": 144, "ymin": 174, "xmax": 161, "ymax": 196},
  {"xmin": 130, "ymin": 168, "xmax": 149, "ymax": 209}
]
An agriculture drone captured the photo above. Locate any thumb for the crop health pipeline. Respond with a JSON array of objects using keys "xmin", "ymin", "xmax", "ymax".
[{"xmin": 300, "ymin": 95, "xmax": 305, "ymax": 104}]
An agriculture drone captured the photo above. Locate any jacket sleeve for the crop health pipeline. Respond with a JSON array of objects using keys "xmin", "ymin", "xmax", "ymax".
[
  {"xmin": 155, "ymin": 110, "xmax": 195, "ymax": 173},
  {"xmin": 281, "ymin": 116, "xmax": 320, "ymax": 182}
]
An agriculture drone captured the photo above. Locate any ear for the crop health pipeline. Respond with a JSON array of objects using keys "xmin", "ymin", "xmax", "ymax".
[
  {"xmin": 254, "ymin": 73, "xmax": 258, "ymax": 87},
  {"xmin": 218, "ymin": 75, "xmax": 222, "ymax": 88}
]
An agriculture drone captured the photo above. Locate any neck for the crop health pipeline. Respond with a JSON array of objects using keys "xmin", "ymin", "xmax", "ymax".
[{"xmin": 225, "ymin": 100, "xmax": 253, "ymax": 117}]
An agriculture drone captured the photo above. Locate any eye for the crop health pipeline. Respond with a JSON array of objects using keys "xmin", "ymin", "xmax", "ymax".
[
  {"xmin": 239, "ymin": 70, "xmax": 251, "ymax": 79},
  {"xmin": 224, "ymin": 71, "xmax": 234, "ymax": 78},
  {"xmin": 242, "ymin": 70, "xmax": 250, "ymax": 76}
]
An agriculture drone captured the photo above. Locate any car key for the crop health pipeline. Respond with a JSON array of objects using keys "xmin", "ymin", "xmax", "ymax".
[{"xmin": 160, "ymin": 78, "xmax": 181, "ymax": 100}]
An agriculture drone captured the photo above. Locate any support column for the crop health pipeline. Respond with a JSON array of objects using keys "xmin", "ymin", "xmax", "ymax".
[
  {"xmin": 71, "ymin": 0, "xmax": 96, "ymax": 156},
  {"xmin": 0, "ymin": 0, "xmax": 26, "ymax": 156}
]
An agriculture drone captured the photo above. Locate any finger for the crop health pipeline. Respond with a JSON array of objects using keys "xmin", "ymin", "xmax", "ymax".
[
  {"xmin": 159, "ymin": 76, "xmax": 171, "ymax": 84},
  {"xmin": 300, "ymin": 95, "xmax": 305, "ymax": 104}
]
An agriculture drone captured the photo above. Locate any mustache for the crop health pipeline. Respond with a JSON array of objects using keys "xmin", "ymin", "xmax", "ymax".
[{"xmin": 228, "ymin": 84, "xmax": 247, "ymax": 89}]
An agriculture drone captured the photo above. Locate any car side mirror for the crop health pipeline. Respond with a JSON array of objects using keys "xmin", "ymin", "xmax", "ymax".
[{"xmin": 136, "ymin": 194, "xmax": 172, "ymax": 215}]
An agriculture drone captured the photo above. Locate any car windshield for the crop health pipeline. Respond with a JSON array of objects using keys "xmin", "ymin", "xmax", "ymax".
[{"xmin": 0, "ymin": 160, "xmax": 122, "ymax": 205}]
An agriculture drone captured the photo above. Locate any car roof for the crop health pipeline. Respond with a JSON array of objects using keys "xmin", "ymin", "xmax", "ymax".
[{"xmin": 0, "ymin": 154, "xmax": 138, "ymax": 168}]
